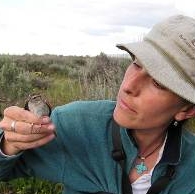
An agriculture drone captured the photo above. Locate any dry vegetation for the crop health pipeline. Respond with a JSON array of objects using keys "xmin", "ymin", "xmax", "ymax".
[{"xmin": 0, "ymin": 52, "xmax": 130, "ymax": 194}]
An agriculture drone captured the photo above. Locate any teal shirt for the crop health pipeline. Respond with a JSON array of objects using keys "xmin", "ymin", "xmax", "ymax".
[{"xmin": 0, "ymin": 100, "xmax": 195, "ymax": 194}]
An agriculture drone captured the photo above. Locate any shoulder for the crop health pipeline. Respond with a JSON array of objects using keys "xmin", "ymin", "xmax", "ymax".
[
  {"xmin": 50, "ymin": 100, "xmax": 116, "ymax": 135},
  {"xmin": 181, "ymin": 129, "xmax": 195, "ymax": 165},
  {"xmin": 52, "ymin": 100, "xmax": 116, "ymax": 118},
  {"xmin": 172, "ymin": 129, "xmax": 195, "ymax": 193},
  {"xmin": 182, "ymin": 129, "xmax": 195, "ymax": 146},
  {"xmin": 50, "ymin": 100, "xmax": 115, "ymax": 157}
]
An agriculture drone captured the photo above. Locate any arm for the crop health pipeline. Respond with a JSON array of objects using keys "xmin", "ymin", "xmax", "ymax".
[
  {"xmin": 0, "ymin": 132, "xmax": 23, "ymax": 180},
  {"xmin": 0, "ymin": 106, "xmax": 56, "ymax": 181}
]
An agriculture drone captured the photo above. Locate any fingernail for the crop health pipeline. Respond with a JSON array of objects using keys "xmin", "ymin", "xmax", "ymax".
[
  {"xmin": 48, "ymin": 124, "xmax": 55, "ymax": 130},
  {"xmin": 42, "ymin": 117, "xmax": 51, "ymax": 124}
]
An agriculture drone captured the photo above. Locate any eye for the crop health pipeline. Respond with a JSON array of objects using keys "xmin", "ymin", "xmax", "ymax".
[
  {"xmin": 152, "ymin": 79, "xmax": 166, "ymax": 90},
  {"xmin": 133, "ymin": 62, "xmax": 142, "ymax": 69}
]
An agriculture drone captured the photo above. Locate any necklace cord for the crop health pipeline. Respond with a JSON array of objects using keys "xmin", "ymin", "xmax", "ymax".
[{"xmin": 138, "ymin": 140, "xmax": 164, "ymax": 159}]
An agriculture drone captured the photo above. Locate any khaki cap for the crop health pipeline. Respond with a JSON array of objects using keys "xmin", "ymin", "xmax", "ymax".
[{"xmin": 117, "ymin": 15, "xmax": 195, "ymax": 104}]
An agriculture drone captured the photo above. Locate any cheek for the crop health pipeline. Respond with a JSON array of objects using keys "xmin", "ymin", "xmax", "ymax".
[
  {"xmin": 114, "ymin": 84, "xmax": 183, "ymax": 129},
  {"xmin": 140, "ymin": 97, "xmax": 180, "ymax": 125}
]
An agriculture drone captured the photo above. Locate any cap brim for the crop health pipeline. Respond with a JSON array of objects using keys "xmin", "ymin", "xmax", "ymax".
[{"xmin": 117, "ymin": 41, "xmax": 195, "ymax": 104}]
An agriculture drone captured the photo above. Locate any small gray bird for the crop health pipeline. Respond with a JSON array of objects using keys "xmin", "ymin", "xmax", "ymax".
[{"xmin": 24, "ymin": 94, "xmax": 52, "ymax": 117}]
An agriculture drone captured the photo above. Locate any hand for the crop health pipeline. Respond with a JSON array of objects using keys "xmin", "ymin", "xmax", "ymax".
[{"xmin": 0, "ymin": 106, "xmax": 56, "ymax": 155}]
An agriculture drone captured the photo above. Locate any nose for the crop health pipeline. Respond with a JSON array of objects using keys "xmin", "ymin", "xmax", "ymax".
[{"xmin": 121, "ymin": 65, "xmax": 147, "ymax": 96}]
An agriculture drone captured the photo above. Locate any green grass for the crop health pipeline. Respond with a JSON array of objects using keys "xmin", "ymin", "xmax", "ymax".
[
  {"xmin": 44, "ymin": 75, "xmax": 83, "ymax": 105},
  {"xmin": 0, "ymin": 178, "xmax": 63, "ymax": 194}
]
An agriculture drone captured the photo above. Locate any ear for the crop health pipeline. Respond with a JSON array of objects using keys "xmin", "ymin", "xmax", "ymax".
[{"xmin": 174, "ymin": 106, "xmax": 195, "ymax": 121}]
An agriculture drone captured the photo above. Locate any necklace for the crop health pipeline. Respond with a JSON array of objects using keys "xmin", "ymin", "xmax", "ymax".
[{"xmin": 135, "ymin": 141, "xmax": 164, "ymax": 174}]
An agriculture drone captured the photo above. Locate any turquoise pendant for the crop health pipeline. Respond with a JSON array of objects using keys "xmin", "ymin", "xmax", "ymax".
[{"xmin": 135, "ymin": 161, "xmax": 148, "ymax": 174}]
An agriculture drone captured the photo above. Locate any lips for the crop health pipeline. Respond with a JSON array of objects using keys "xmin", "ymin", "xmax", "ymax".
[{"xmin": 118, "ymin": 98, "xmax": 137, "ymax": 113}]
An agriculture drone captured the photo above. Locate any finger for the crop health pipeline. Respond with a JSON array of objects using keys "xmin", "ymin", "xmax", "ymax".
[
  {"xmin": 0, "ymin": 117, "xmax": 18, "ymax": 132},
  {"xmin": 6, "ymin": 133, "xmax": 55, "ymax": 151},
  {"xmin": 4, "ymin": 131, "xmax": 54, "ymax": 143},
  {"xmin": 0, "ymin": 117, "xmax": 55, "ymax": 135},
  {"xmin": 3, "ymin": 106, "xmax": 51, "ymax": 125},
  {"xmin": 13, "ymin": 121, "xmax": 55, "ymax": 135}
]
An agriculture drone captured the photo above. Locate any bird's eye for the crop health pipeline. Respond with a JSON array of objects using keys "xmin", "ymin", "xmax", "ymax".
[{"xmin": 31, "ymin": 94, "xmax": 41, "ymax": 99}]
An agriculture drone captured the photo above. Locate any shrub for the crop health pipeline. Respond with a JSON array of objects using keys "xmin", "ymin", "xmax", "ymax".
[{"xmin": 0, "ymin": 58, "xmax": 35, "ymax": 115}]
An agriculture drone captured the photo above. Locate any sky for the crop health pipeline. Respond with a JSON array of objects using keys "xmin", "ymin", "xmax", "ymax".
[{"xmin": 0, "ymin": 0, "xmax": 194, "ymax": 56}]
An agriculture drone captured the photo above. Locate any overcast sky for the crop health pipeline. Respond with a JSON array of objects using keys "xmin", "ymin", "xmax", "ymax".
[{"xmin": 0, "ymin": 0, "xmax": 194, "ymax": 56}]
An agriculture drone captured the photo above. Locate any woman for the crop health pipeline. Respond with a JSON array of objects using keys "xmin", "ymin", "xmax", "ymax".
[{"xmin": 0, "ymin": 15, "xmax": 195, "ymax": 194}]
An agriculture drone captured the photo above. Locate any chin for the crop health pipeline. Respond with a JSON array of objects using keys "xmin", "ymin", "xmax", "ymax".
[{"xmin": 113, "ymin": 107, "xmax": 132, "ymax": 129}]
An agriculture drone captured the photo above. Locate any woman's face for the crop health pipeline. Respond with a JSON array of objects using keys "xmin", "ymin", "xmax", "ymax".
[{"xmin": 114, "ymin": 59, "xmax": 187, "ymax": 131}]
